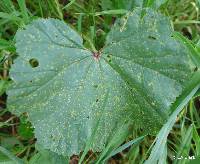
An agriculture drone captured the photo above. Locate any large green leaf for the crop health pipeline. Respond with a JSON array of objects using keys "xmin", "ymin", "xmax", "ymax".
[{"xmin": 7, "ymin": 8, "xmax": 195, "ymax": 156}]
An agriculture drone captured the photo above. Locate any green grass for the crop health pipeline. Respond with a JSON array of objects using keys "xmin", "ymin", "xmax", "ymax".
[{"xmin": 0, "ymin": 0, "xmax": 200, "ymax": 163}]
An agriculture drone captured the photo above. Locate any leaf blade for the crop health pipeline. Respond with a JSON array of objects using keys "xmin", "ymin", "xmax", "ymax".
[{"xmin": 8, "ymin": 8, "xmax": 197, "ymax": 156}]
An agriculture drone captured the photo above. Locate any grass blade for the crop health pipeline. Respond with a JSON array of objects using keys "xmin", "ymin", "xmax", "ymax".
[
  {"xmin": 158, "ymin": 143, "xmax": 167, "ymax": 164},
  {"xmin": 76, "ymin": 9, "xmax": 128, "ymax": 16},
  {"xmin": 175, "ymin": 125, "xmax": 193, "ymax": 164},
  {"xmin": 193, "ymin": 125, "xmax": 200, "ymax": 156},
  {"xmin": 0, "ymin": 146, "xmax": 24, "ymax": 164},
  {"xmin": 0, "ymin": 38, "xmax": 15, "ymax": 52},
  {"xmin": 174, "ymin": 20, "xmax": 200, "ymax": 24},
  {"xmin": 77, "ymin": 14, "xmax": 83, "ymax": 33},
  {"xmin": 62, "ymin": 0, "xmax": 76, "ymax": 10},
  {"xmin": 94, "ymin": 9, "xmax": 128, "ymax": 16},
  {"xmin": 190, "ymin": 101, "xmax": 200, "ymax": 127},
  {"xmin": 103, "ymin": 135, "xmax": 145, "ymax": 162},
  {"xmin": 0, "ymin": 12, "xmax": 21, "ymax": 23},
  {"xmin": 16, "ymin": 0, "xmax": 29, "ymax": 23},
  {"xmin": 54, "ymin": 0, "xmax": 63, "ymax": 19},
  {"xmin": 0, "ymin": 0, "xmax": 16, "ymax": 13}
]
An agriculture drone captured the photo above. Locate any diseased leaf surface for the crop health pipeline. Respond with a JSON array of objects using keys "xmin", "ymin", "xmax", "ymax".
[{"xmin": 7, "ymin": 8, "xmax": 195, "ymax": 156}]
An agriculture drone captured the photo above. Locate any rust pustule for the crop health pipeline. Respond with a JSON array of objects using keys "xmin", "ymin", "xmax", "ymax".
[{"xmin": 93, "ymin": 51, "xmax": 101, "ymax": 61}]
